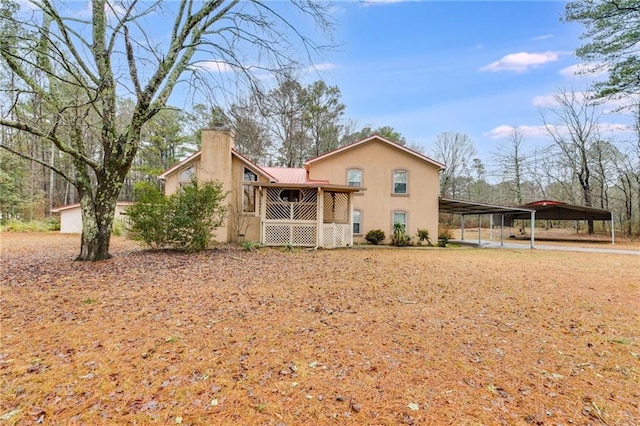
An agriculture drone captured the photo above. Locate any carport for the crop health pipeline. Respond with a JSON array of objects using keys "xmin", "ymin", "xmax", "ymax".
[
  {"xmin": 505, "ymin": 200, "xmax": 615, "ymax": 244},
  {"xmin": 439, "ymin": 198, "xmax": 536, "ymax": 248}
]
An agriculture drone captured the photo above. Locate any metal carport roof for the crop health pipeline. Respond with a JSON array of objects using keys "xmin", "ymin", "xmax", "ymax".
[
  {"xmin": 506, "ymin": 200, "xmax": 612, "ymax": 221},
  {"xmin": 438, "ymin": 197, "xmax": 536, "ymax": 248},
  {"xmin": 439, "ymin": 197, "xmax": 534, "ymax": 216},
  {"xmin": 438, "ymin": 198, "xmax": 615, "ymax": 247}
]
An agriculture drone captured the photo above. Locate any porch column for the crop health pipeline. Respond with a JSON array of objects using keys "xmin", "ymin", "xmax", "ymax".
[
  {"xmin": 349, "ymin": 192, "xmax": 354, "ymax": 246},
  {"xmin": 259, "ymin": 186, "xmax": 267, "ymax": 245},
  {"xmin": 316, "ymin": 188, "xmax": 323, "ymax": 248}
]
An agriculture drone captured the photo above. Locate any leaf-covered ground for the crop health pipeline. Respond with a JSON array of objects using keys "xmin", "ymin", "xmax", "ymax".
[{"xmin": 1, "ymin": 233, "xmax": 639, "ymax": 425}]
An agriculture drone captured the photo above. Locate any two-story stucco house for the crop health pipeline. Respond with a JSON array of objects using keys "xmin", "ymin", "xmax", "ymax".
[
  {"xmin": 160, "ymin": 128, "xmax": 444, "ymax": 247},
  {"xmin": 306, "ymin": 135, "xmax": 444, "ymax": 244}
]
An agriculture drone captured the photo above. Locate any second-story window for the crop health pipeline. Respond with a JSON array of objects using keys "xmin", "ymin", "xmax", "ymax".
[
  {"xmin": 393, "ymin": 170, "xmax": 407, "ymax": 194},
  {"xmin": 347, "ymin": 169, "xmax": 362, "ymax": 187}
]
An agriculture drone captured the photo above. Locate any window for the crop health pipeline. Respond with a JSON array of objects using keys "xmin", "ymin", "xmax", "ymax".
[
  {"xmin": 243, "ymin": 167, "xmax": 257, "ymax": 213},
  {"xmin": 353, "ymin": 210, "xmax": 362, "ymax": 235},
  {"xmin": 279, "ymin": 189, "xmax": 302, "ymax": 203},
  {"xmin": 393, "ymin": 211, "xmax": 407, "ymax": 230},
  {"xmin": 347, "ymin": 169, "xmax": 362, "ymax": 187},
  {"xmin": 179, "ymin": 166, "xmax": 195, "ymax": 182},
  {"xmin": 393, "ymin": 170, "xmax": 407, "ymax": 194},
  {"xmin": 244, "ymin": 169, "xmax": 257, "ymax": 182}
]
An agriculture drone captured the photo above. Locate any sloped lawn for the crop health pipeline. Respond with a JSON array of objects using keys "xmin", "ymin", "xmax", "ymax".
[{"xmin": 1, "ymin": 233, "xmax": 639, "ymax": 425}]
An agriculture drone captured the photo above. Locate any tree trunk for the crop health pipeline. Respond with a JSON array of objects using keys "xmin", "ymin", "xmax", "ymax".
[{"xmin": 76, "ymin": 189, "xmax": 117, "ymax": 261}]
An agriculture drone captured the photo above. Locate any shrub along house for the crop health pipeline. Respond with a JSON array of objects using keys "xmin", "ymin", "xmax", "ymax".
[{"xmin": 159, "ymin": 129, "xmax": 444, "ymax": 247}]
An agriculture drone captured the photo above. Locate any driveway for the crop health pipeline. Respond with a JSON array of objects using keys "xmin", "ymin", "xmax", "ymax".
[{"xmin": 452, "ymin": 239, "xmax": 640, "ymax": 256}]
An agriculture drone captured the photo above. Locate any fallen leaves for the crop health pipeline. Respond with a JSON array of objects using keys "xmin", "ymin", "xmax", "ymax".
[{"xmin": 1, "ymin": 233, "xmax": 639, "ymax": 424}]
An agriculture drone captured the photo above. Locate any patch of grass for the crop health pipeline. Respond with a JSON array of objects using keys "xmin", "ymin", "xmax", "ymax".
[
  {"xmin": 608, "ymin": 338, "xmax": 631, "ymax": 345},
  {"xmin": 282, "ymin": 243, "xmax": 296, "ymax": 252},
  {"xmin": 111, "ymin": 219, "xmax": 125, "ymax": 237},
  {"xmin": 241, "ymin": 241, "xmax": 261, "ymax": 252},
  {"xmin": 1, "ymin": 218, "xmax": 60, "ymax": 232},
  {"xmin": 81, "ymin": 298, "xmax": 98, "ymax": 304}
]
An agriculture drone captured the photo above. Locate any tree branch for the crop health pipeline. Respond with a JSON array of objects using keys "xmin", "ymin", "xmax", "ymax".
[{"xmin": 0, "ymin": 143, "xmax": 75, "ymax": 186}]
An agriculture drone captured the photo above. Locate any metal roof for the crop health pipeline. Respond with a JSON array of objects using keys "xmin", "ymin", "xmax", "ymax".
[
  {"xmin": 439, "ymin": 198, "xmax": 534, "ymax": 216},
  {"xmin": 262, "ymin": 167, "xmax": 307, "ymax": 184},
  {"xmin": 507, "ymin": 201, "xmax": 612, "ymax": 221},
  {"xmin": 250, "ymin": 182, "xmax": 364, "ymax": 193}
]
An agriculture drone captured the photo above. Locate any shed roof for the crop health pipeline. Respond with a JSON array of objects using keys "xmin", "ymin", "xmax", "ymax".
[
  {"xmin": 51, "ymin": 202, "xmax": 133, "ymax": 213},
  {"xmin": 508, "ymin": 200, "xmax": 612, "ymax": 221}
]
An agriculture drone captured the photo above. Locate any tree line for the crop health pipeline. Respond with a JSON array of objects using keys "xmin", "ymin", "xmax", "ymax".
[{"xmin": 1, "ymin": 0, "xmax": 639, "ymax": 260}]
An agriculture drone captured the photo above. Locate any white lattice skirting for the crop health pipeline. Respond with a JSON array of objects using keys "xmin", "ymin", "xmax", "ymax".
[
  {"xmin": 263, "ymin": 223, "xmax": 317, "ymax": 246},
  {"xmin": 322, "ymin": 223, "xmax": 351, "ymax": 249}
]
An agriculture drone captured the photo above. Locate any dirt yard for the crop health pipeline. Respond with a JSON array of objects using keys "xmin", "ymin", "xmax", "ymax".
[{"xmin": 1, "ymin": 233, "xmax": 639, "ymax": 425}]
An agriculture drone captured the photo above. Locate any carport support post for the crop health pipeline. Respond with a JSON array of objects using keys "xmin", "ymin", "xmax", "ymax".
[
  {"xmin": 478, "ymin": 214, "xmax": 481, "ymax": 244},
  {"xmin": 490, "ymin": 214, "xmax": 494, "ymax": 241},
  {"xmin": 461, "ymin": 215, "xmax": 465, "ymax": 241},
  {"xmin": 530, "ymin": 211, "xmax": 535, "ymax": 249},
  {"xmin": 500, "ymin": 214, "xmax": 504, "ymax": 247},
  {"xmin": 611, "ymin": 212, "xmax": 615, "ymax": 245}
]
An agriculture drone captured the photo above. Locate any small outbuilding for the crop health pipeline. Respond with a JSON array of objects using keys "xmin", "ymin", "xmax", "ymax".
[{"xmin": 51, "ymin": 202, "xmax": 132, "ymax": 233}]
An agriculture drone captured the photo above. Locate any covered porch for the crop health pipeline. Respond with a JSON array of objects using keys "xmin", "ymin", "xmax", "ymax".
[{"xmin": 254, "ymin": 183, "xmax": 363, "ymax": 248}]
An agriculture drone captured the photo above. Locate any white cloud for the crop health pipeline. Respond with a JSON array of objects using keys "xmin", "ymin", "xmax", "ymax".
[
  {"xmin": 532, "ymin": 91, "xmax": 639, "ymax": 113},
  {"xmin": 363, "ymin": 0, "xmax": 409, "ymax": 5},
  {"xmin": 192, "ymin": 60, "xmax": 233, "ymax": 73},
  {"xmin": 484, "ymin": 125, "xmax": 548, "ymax": 139},
  {"xmin": 485, "ymin": 122, "xmax": 632, "ymax": 140},
  {"xmin": 533, "ymin": 34, "xmax": 553, "ymax": 41},
  {"xmin": 558, "ymin": 63, "xmax": 608, "ymax": 78},
  {"xmin": 479, "ymin": 51, "xmax": 561, "ymax": 73},
  {"xmin": 309, "ymin": 62, "xmax": 338, "ymax": 72}
]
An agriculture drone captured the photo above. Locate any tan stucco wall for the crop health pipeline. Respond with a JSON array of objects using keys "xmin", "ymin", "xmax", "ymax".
[
  {"xmin": 164, "ymin": 158, "xmax": 201, "ymax": 196},
  {"xmin": 228, "ymin": 155, "xmax": 268, "ymax": 243},
  {"xmin": 163, "ymin": 130, "xmax": 234, "ymax": 242},
  {"xmin": 308, "ymin": 140, "xmax": 441, "ymax": 243},
  {"xmin": 162, "ymin": 131, "xmax": 270, "ymax": 244}
]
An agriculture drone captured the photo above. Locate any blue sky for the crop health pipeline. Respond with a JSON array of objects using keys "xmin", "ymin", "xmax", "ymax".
[
  {"xmin": 323, "ymin": 1, "xmax": 578, "ymax": 157},
  {"xmin": 299, "ymin": 1, "xmax": 632, "ymax": 164}
]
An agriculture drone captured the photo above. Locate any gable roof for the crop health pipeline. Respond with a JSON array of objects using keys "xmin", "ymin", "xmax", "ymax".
[
  {"xmin": 231, "ymin": 149, "xmax": 277, "ymax": 182},
  {"xmin": 157, "ymin": 148, "xmax": 276, "ymax": 182},
  {"xmin": 158, "ymin": 151, "xmax": 201, "ymax": 179},
  {"xmin": 305, "ymin": 134, "xmax": 446, "ymax": 169}
]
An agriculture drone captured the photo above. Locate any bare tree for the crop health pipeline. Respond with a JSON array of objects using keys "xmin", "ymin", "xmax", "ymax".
[
  {"xmin": 0, "ymin": 0, "xmax": 332, "ymax": 260},
  {"xmin": 430, "ymin": 131, "xmax": 476, "ymax": 198},
  {"xmin": 492, "ymin": 126, "xmax": 530, "ymax": 205},
  {"xmin": 264, "ymin": 76, "xmax": 309, "ymax": 167},
  {"xmin": 540, "ymin": 89, "xmax": 601, "ymax": 233},
  {"xmin": 228, "ymin": 94, "xmax": 271, "ymax": 165}
]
